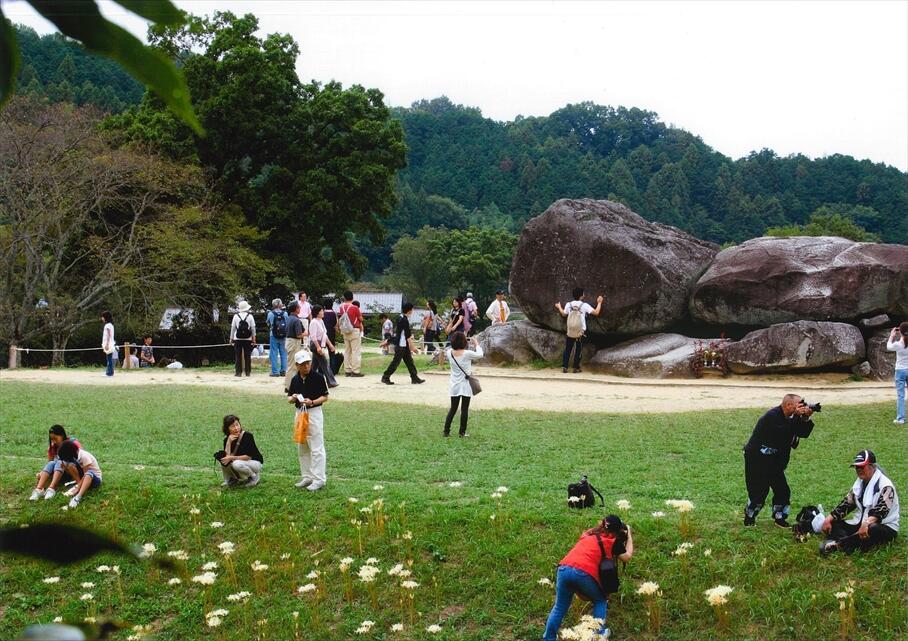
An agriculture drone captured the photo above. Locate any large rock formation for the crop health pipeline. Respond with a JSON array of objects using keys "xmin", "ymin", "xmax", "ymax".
[
  {"xmin": 510, "ymin": 199, "xmax": 718, "ymax": 336},
  {"xmin": 724, "ymin": 321, "xmax": 864, "ymax": 374},
  {"xmin": 476, "ymin": 320, "xmax": 595, "ymax": 365},
  {"xmin": 865, "ymin": 329, "xmax": 898, "ymax": 380},
  {"xmin": 587, "ymin": 333, "xmax": 722, "ymax": 378},
  {"xmin": 690, "ymin": 237, "xmax": 908, "ymax": 326}
]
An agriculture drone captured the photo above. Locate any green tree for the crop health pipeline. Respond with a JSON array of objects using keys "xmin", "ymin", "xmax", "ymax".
[
  {"xmin": 425, "ymin": 227, "xmax": 517, "ymax": 302},
  {"xmin": 766, "ymin": 211, "xmax": 880, "ymax": 242},
  {"xmin": 606, "ymin": 158, "xmax": 639, "ymax": 210}
]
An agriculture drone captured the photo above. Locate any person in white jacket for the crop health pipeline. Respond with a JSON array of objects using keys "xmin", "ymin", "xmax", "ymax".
[
  {"xmin": 819, "ymin": 449, "xmax": 899, "ymax": 555},
  {"xmin": 485, "ymin": 290, "xmax": 511, "ymax": 325},
  {"xmin": 886, "ymin": 322, "xmax": 908, "ymax": 424},
  {"xmin": 444, "ymin": 332, "xmax": 483, "ymax": 437}
]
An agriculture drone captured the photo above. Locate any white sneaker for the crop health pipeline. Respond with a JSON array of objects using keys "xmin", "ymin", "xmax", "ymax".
[
  {"xmin": 43, "ymin": 488, "xmax": 57, "ymax": 500},
  {"xmin": 295, "ymin": 478, "xmax": 313, "ymax": 488},
  {"xmin": 29, "ymin": 489, "xmax": 44, "ymax": 501},
  {"xmin": 894, "ymin": 419, "xmax": 905, "ymax": 425},
  {"xmin": 306, "ymin": 482, "xmax": 325, "ymax": 492},
  {"xmin": 68, "ymin": 496, "xmax": 81, "ymax": 509},
  {"xmin": 63, "ymin": 486, "xmax": 79, "ymax": 497}
]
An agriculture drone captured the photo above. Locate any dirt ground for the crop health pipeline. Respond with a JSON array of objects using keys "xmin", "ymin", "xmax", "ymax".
[{"xmin": 1, "ymin": 365, "xmax": 894, "ymax": 414}]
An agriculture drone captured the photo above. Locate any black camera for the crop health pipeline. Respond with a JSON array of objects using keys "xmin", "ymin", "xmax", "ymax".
[{"xmin": 799, "ymin": 400, "xmax": 822, "ymax": 413}]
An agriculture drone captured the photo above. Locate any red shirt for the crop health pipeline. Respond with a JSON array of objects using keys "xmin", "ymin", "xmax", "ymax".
[
  {"xmin": 559, "ymin": 532, "xmax": 623, "ymax": 588},
  {"xmin": 339, "ymin": 302, "xmax": 363, "ymax": 331}
]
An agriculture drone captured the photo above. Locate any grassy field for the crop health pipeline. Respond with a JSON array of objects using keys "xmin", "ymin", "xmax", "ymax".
[{"xmin": 1, "ymin": 380, "xmax": 905, "ymax": 640}]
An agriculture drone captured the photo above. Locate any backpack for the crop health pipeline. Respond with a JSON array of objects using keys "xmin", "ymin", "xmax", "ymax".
[
  {"xmin": 567, "ymin": 475, "xmax": 604, "ymax": 509},
  {"xmin": 271, "ymin": 310, "xmax": 287, "ymax": 339},
  {"xmin": 236, "ymin": 313, "xmax": 252, "ymax": 340},
  {"xmin": 566, "ymin": 303, "xmax": 584, "ymax": 339},
  {"xmin": 338, "ymin": 304, "xmax": 355, "ymax": 334},
  {"xmin": 595, "ymin": 534, "xmax": 620, "ymax": 593}
]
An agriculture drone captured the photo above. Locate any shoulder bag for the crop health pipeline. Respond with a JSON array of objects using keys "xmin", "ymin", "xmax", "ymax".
[{"xmin": 451, "ymin": 351, "xmax": 481, "ymax": 395}]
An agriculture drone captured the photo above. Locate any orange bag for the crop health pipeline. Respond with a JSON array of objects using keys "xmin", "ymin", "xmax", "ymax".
[{"xmin": 294, "ymin": 409, "xmax": 309, "ymax": 444}]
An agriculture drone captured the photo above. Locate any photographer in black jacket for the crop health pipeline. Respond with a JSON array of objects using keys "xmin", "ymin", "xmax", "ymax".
[{"xmin": 743, "ymin": 394, "xmax": 816, "ymax": 527}]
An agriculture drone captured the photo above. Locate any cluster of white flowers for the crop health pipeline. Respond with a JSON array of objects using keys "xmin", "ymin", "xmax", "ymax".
[
  {"xmin": 206, "ymin": 617, "xmax": 221, "ymax": 628},
  {"xmin": 191, "ymin": 572, "xmax": 217, "ymax": 585},
  {"xmin": 391, "ymin": 623, "xmax": 404, "ymax": 632},
  {"xmin": 210, "ymin": 521, "xmax": 224, "ymax": 528},
  {"xmin": 672, "ymin": 542, "xmax": 695, "ymax": 556},
  {"xmin": 305, "ymin": 570, "xmax": 319, "ymax": 580},
  {"xmin": 365, "ymin": 557, "xmax": 380, "ymax": 565},
  {"xmin": 636, "ymin": 581, "xmax": 661, "ymax": 596},
  {"xmin": 96, "ymin": 565, "xmax": 110, "ymax": 573},
  {"xmin": 616, "ymin": 499, "xmax": 632, "ymax": 510},
  {"xmin": 348, "ymin": 497, "xmax": 359, "ymax": 504},
  {"xmin": 355, "ymin": 620, "xmax": 375, "ymax": 634},
  {"xmin": 704, "ymin": 585, "xmax": 734, "ymax": 606},
  {"xmin": 448, "ymin": 481, "xmax": 463, "ymax": 488},
  {"xmin": 79, "ymin": 593, "xmax": 94, "ymax": 602},
  {"xmin": 202, "ymin": 561, "xmax": 219, "ymax": 571},
  {"xmin": 496, "ymin": 486, "xmax": 509, "ymax": 493},
  {"xmin": 360, "ymin": 506, "xmax": 373, "ymax": 515},
  {"xmin": 280, "ymin": 553, "xmax": 291, "ymax": 560},
  {"xmin": 133, "ymin": 465, "xmax": 145, "ymax": 471},
  {"xmin": 227, "ymin": 591, "xmax": 251, "ymax": 602},
  {"xmin": 401, "ymin": 580, "xmax": 420, "ymax": 590},
  {"xmin": 138, "ymin": 543, "xmax": 157, "ymax": 558},
  {"xmin": 358, "ymin": 565, "xmax": 380, "ymax": 583},
  {"xmin": 167, "ymin": 550, "xmax": 189, "ymax": 561},
  {"xmin": 387, "ymin": 563, "xmax": 405, "ymax": 576},
  {"xmin": 538, "ymin": 577, "xmax": 553, "ymax": 586},
  {"xmin": 189, "ymin": 507, "xmax": 201, "ymax": 515},
  {"xmin": 401, "ymin": 531, "xmax": 413, "ymax": 541},
  {"xmin": 80, "ymin": 582, "xmax": 95, "ymax": 589},
  {"xmin": 665, "ymin": 499, "xmax": 695, "ymax": 513},
  {"xmin": 703, "ymin": 549, "xmax": 712, "ymax": 557},
  {"xmin": 251, "ymin": 560, "xmax": 269, "ymax": 572},
  {"xmin": 206, "ymin": 609, "xmax": 229, "ymax": 629},
  {"xmin": 426, "ymin": 624, "xmax": 443, "ymax": 634},
  {"xmin": 43, "ymin": 576, "xmax": 61, "ymax": 584},
  {"xmin": 491, "ymin": 492, "xmax": 503, "ymax": 499},
  {"xmin": 167, "ymin": 578, "xmax": 182, "ymax": 586},
  {"xmin": 297, "ymin": 583, "xmax": 317, "ymax": 594},
  {"xmin": 373, "ymin": 484, "xmax": 384, "ymax": 491},
  {"xmin": 217, "ymin": 541, "xmax": 236, "ymax": 556},
  {"xmin": 557, "ymin": 615, "xmax": 605, "ymax": 640},
  {"xmin": 567, "ymin": 496, "xmax": 582, "ymax": 504},
  {"xmin": 339, "ymin": 557, "xmax": 354, "ymax": 572},
  {"xmin": 651, "ymin": 511, "xmax": 666, "ymax": 518}
]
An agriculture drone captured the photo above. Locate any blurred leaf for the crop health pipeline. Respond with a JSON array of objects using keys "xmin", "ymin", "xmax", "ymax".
[
  {"xmin": 113, "ymin": 0, "xmax": 183, "ymax": 25},
  {"xmin": 28, "ymin": 0, "xmax": 202, "ymax": 134},
  {"xmin": 0, "ymin": 524, "xmax": 128, "ymax": 563},
  {"xmin": 0, "ymin": 7, "xmax": 19, "ymax": 108}
]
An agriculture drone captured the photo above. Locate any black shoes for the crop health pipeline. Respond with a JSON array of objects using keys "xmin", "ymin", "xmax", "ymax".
[
  {"xmin": 743, "ymin": 515, "xmax": 756, "ymax": 526},
  {"xmin": 348, "ymin": 373, "xmax": 365, "ymax": 378},
  {"xmin": 819, "ymin": 539, "xmax": 839, "ymax": 556},
  {"xmin": 573, "ymin": 368, "xmax": 582, "ymax": 373},
  {"xmin": 412, "ymin": 378, "xmax": 425, "ymax": 384},
  {"xmin": 773, "ymin": 517, "xmax": 790, "ymax": 529},
  {"xmin": 381, "ymin": 377, "xmax": 394, "ymax": 385}
]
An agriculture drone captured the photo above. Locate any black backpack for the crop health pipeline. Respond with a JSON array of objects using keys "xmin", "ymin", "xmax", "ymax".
[
  {"xmin": 595, "ymin": 533, "xmax": 620, "ymax": 593},
  {"xmin": 271, "ymin": 310, "xmax": 287, "ymax": 339},
  {"xmin": 236, "ymin": 313, "xmax": 252, "ymax": 340},
  {"xmin": 567, "ymin": 475, "xmax": 604, "ymax": 509}
]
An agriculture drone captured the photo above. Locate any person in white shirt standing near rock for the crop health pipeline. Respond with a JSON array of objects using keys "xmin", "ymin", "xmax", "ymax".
[
  {"xmin": 555, "ymin": 287, "xmax": 603, "ymax": 374},
  {"xmin": 887, "ymin": 322, "xmax": 908, "ymax": 425},
  {"xmin": 485, "ymin": 290, "xmax": 511, "ymax": 326}
]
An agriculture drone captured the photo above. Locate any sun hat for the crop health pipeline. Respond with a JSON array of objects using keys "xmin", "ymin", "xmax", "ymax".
[
  {"xmin": 237, "ymin": 300, "xmax": 251, "ymax": 313},
  {"xmin": 294, "ymin": 350, "xmax": 313, "ymax": 364},
  {"xmin": 851, "ymin": 449, "xmax": 876, "ymax": 467}
]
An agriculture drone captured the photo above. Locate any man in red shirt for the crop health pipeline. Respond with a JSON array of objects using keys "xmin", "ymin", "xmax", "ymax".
[{"xmin": 338, "ymin": 291, "xmax": 365, "ymax": 377}]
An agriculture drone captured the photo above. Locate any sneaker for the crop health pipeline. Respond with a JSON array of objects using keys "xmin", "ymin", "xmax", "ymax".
[
  {"xmin": 29, "ymin": 489, "xmax": 44, "ymax": 501},
  {"xmin": 63, "ymin": 486, "xmax": 79, "ymax": 497},
  {"xmin": 894, "ymin": 419, "xmax": 905, "ymax": 425},
  {"xmin": 279, "ymin": 371, "xmax": 286, "ymax": 376},
  {"xmin": 743, "ymin": 515, "xmax": 756, "ymax": 526},
  {"xmin": 562, "ymin": 368, "xmax": 568, "ymax": 373},
  {"xmin": 573, "ymin": 368, "xmax": 582, "ymax": 373},
  {"xmin": 269, "ymin": 373, "xmax": 281, "ymax": 377},
  {"xmin": 68, "ymin": 496, "xmax": 81, "ymax": 509},
  {"xmin": 601, "ymin": 628, "xmax": 610, "ymax": 639},
  {"xmin": 295, "ymin": 477, "xmax": 313, "ymax": 488},
  {"xmin": 774, "ymin": 517, "xmax": 790, "ymax": 529},
  {"xmin": 306, "ymin": 482, "xmax": 325, "ymax": 492},
  {"xmin": 43, "ymin": 488, "xmax": 56, "ymax": 500},
  {"xmin": 349, "ymin": 372, "xmax": 365, "ymax": 378},
  {"xmin": 819, "ymin": 539, "xmax": 839, "ymax": 556},
  {"xmin": 411, "ymin": 378, "xmax": 425, "ymax": 384},
  {"xmin": 459, "ymin": 432, "xmax": 469, "ymax": 438},
  {"xmin": 328, "ymin": 382, "xmax": 339, "ymax": 388},
  {"xmin": 381, "ymin": 377, "xmax": 394, "ymax": 385},
  {"xmin": 245, "ymin": 474, "xmax": 260, "ymax": 488}
]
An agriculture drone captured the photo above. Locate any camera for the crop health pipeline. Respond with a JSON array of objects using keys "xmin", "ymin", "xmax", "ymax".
[{"xmin": 798, "ymin": 400, "xmax": 822, "ymax": 413}]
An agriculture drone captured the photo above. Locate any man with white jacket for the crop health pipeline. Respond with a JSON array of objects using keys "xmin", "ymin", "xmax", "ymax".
[{"xmin": 820, "ymin": 449, "xmax": 899, "ymax": 555}]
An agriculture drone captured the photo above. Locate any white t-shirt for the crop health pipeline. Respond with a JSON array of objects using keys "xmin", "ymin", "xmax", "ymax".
[
  {"xmin": 383, "ymin": 319, "xmax": 393, "ymax": 334},
  {"xmin": 563, "ymin": 300, "xmax": 594, "ymax": 332},
  {"xmin": 446, "ymin": 346, "xmax": 484, "ymax": 397},
  {"xmin": 76, "ymin": 449, "xmax": 102, "ymax": 479},
  {"xmin": 486, "ymin": 300, "xmax": 510, "ymax": 324},
  {"xmin": 101, "ymin": 323, "xmax": 115, "ymax": 353},
  {"xmin": 888, "ymin": 340, "xmax": 908, "ymax": 370}
]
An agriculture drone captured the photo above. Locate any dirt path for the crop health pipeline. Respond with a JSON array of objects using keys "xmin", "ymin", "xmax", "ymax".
[{"xmin": 0, "ymin": 366, "xmax": 893, "ymax": 414}]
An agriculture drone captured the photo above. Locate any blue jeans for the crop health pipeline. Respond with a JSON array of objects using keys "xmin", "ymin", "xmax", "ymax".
[
  {"xmin": 105, "ymin": 353, "xmax": 114, "ymax": 376},
  {"xmin": 270, "ymin": 334, "xmax": 287, "ymax": 375},
  {"xmin": 543, "ymin": 565, "xmax": 608, "ymax": 641},
  {"xmin": 896, "ymin": 369, "xmax": 907, "ymax": 421}
]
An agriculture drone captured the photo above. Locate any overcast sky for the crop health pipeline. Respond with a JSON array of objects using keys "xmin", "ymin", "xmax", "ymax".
[{"xmin": 8, "ymin": 0, "xmax": 907, "ymax": 170}]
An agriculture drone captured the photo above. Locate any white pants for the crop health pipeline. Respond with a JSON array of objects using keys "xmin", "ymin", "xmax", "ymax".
[
  {"xmin": 297, "ymin": 406, "xmax": 326, "ymax": 484},
  {"xmin": 222, "ymin": 459, "xmax": 262, "ymax": 481}
]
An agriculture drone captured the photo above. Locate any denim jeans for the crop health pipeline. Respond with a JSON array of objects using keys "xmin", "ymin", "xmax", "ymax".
[
  {"xmin": 895, "ymin": 369, "xmax": 907, "ymax": 421},
  {"xmin": 543, "ymin": 565, "xmax": 608, "ymax": 641},
  {"xmin": 269, "ymin": 334, "xmax": 287, "ymax": 375},
  {"xmin": 105, "ymin": 353, "xmax": 114, "ymax": 376}
]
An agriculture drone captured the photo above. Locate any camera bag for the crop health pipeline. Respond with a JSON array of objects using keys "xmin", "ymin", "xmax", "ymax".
[
  {"xmin": 595, "ymin": 533, "xmax": 620, "ymax": 593},
  {"xmin": 567, "ymin": 476, "xmax": 604, "ymax": 509}
]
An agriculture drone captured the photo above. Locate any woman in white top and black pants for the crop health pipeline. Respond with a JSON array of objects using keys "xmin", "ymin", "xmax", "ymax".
[
  {"xmin": 444, "ymin": 332, "xmax": 483, "ymax": 437},
  {"xmin": 100, "ymin": 311, "xmax": 115, "ymax": 377},
  {"xmin": 888, "ymin": 322, "xmax": 908, "ymax": 425},
  {"xmin": 230, "ymin": 300, "xmax": 257, "ymax": 377}
]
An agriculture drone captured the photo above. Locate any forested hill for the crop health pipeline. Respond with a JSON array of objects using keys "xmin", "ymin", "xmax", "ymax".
[
  {"xmin": 13, "ymin": 25, "xmax": 142, "ymax": 113},
  {"xmin": 387, "ymin": 97, "xmax": 907, "ymax": 250}
]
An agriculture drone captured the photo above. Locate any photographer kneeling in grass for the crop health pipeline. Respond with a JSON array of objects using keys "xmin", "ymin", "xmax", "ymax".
[
  {"xmin": 543, "ymin": 515, "xmax": 634, "ymax": 641},
  {"xmin": 216, "ymin": 415, "xmax": 263, "ymax": 488}
]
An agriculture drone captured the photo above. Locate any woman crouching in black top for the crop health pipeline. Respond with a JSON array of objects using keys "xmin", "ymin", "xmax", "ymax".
[{"xmin": 217, "ymin": 414, "xmax": 263, "ymax": 488}]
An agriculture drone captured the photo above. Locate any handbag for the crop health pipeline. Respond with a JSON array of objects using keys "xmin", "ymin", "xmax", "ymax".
[
  {"xmin": 567, "ymin": 475, "xmax": 604, "ymax": 509},
  {"xmin": 451, "ymin": 350, "xmax": 481, "ymax": 395},
  {"xmin": 294, "ymin": 407, "xmax": 310, "ymax": 444},
  {"xmin": 595, "ymin": 534, "xmax": 620, "ymax": 593}
]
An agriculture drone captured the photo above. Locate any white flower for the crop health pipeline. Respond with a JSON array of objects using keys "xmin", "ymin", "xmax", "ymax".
[
  {"xmin": 192, "ymin": 572, "xmax": 217, "ymax": 585},
  {"xmin": 398, "ymin": 569, "xmax": 412, "ymax": 578},
  {"xmin": 567, "ymin": 496, "xmax": 581, "ymax": 504},
  {"xmin": 703, "ymin": 549, "xmax": 712, "ymax": 557},
  {"xmin": 355, "ymin": 620, "xmax": 375, "ymax": 634},
  {"xmin": 305, "ymin": 570, "xmax": 320, "ymax": 579},
  {"xmin": 834, "ymin": 591, "xmax": 849, "ymax": 600},
  {"xmin": 491, "ymin": 492, "xmax": 503, "ymax": 499},
  {"xmin": 651, "ymin": 511, "xmax": 666, "ymax": 518},
  {"xmin": 167, "ymin": 550, "xmax": 189, "ymax": 561},
  {"xmin": 168, "ymin": 578, "xmax": 182, "ymax": 585},
  {"xmin": 348, "ymin": 497, "xmax": 359, "ymax": 504},
  {"xmin": 448, "ymin": 481, "xmax": 462, "ymax": 488},
  {"xmin": 227, "ymin": 591, "xmax": 251, "ymax": 601},
  {"xmin": 83, "ymin": 617, "xmax": 96, "ymax": 624},
  {"xmin": 489, "ymin": 514, "xmax": 496, "ymax": 521},
  {"xmin": 340, "ymin": 557, "xmax": 354, "ymax": 571},
  {"xmin": 365, "ymin": 557, "xmax": 379, "ymax": 565},
  {"xmin": 210, "ymin": 521, "xmax": 224, "ymax": 528},
  {"xmin": 391, "ymin": 623, "xmax": 404, "ymax": 632},
  {"xmin": 138, "ymin": 543, "xmax": 157, "ymax": 558},
  {"xmin": 358, "ymin": 565, "xmax": 380, "ymax": 582},
  {"xmin": 251, "ymin": 560, "xmax": 269, "ymax": 572},
  {"xmin": 388, "ymin": 563, "xmax": 404, "ymax": 576},
  {"xmin": 616, "ymin": 499, "xmax": 632, "ymax": 510},
  {"xmin": 60, "ymin": 505, "xmax": 69, "ymax": 511},
  {"xmin": 401, "ymin": 531, "xmax": 413, "ymax": 540},
  {"xmin": 206, "ymin": 616, "xmax": 221, "ymax": 628},
  {"xmin": 704, "ymin": 585, "xmax": 734, "ymax": 606},
  {"xmin": 207, "ymin": 609, "xmax": 229, "ymax": 618},
  {"xmin": 202, "ymin": 561, "xmax": 219, "ymax": 571},
  {"xmin": 636, "ymin": 581, "xmax": 661, "ymax": 596},
  {"xmin": 373, "ymin": 484, "xmax": 384, "ymax": 491},
  {"xmin": 280, "ymin": 553, "xmax": 290, "ymax": 560},
  {"xmin": 133, "ymin": 465, "xmax": 145, "ymax": 471},
  {"xmin": 538, "ymin": 577, "xmax": 553, "ymax": 586},
  {"xmin": 189, "ymin": 507, "xmax": 201, "ymax": 515},
  {"xmin": 360, "ymin": 506, "xmax": 373, "ymax": 514},
  {"xmin": 400, "ymin": 580, "xmax": 419, "ymax": 589},
  {"xmin": 217, "ymin": 541, "xmax": 236, "ymax": 556},
  {"xmin": 426, "ymin": 624, "xmax": 442, "ymax": 633},
  {"xmin": 292, "ymin": 611, "xmax": 299, "ymax": 619},
  {"xmin": 80, "ymin": 593, "xmax": 94, "ymax": 601},
  {"xmin": 672, "ymin": 542, "xmax": 694, "ymax": 556},
  {"xmin": 496, "ymin": 486, "xmax": 509, "ymax": 493},
  {"xmin": 80, "ymin": 582, "xmax": 95, "ymax": 589},
  {"xmin": 53, "ymin": 617, "xmax": 63, "ymax": 623},
  {"xmin": 111, "ymin": 566, "xmax": 120, "ymax": 575},
  {"xmin": 665, "ymin": 499, "xmax": 695, "ymax": 513},
  {"xmin": 297, "ymin": 584, "xmax": 317, "ymax": 594},
  {"xmin": 43, "ymin": 576, "xmax": 61, "ymax": 584},
  {"xmin": 96, "ymin": 565, "xmax": 110, "ymax": 573}
]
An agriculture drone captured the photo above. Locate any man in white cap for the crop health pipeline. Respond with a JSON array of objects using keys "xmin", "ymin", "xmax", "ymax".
[
  {"xmin": 230, "ymin": 300, "xmax": 256, "ymax": 377},
  {"xmin": 287, "ymin": 349, "xmax": 329, "ymax": 491},
  {"xmin": 819, "ymin": 449, "xmax": 899, "ymax": 555}
]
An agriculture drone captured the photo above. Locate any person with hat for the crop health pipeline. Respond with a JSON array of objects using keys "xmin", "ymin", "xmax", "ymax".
[
  {"xmin": 485, "ymin": 290, "xmax": 511, "ymax": 326},
  {"xmin": 287, "ymin": 349, "xmax": 330, "ymax": 491},
  {"xmin": 742, "ymin": 393, "xmax": 816, "ymax": 527},
  {"xmin": 229, "ymin": 300, "xmax": 257, "ymax": 377},
  {"xmin": 542, "ymin": 515, "xmax": 634, "ymax": 641},
  {"xmin": 266, "ymin": 298, "xmax": 288, "ymax": 378},
  {"xmin": 819, "ymin": 449, "xmax": 899, "ymax": 555}
]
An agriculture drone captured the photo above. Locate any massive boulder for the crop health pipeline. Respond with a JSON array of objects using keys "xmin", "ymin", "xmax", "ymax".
[
  {"xmin": 476, "ymin": 320, "xmax": 595, "ymax": 365},
  {"xmin": 510, "ymin": 199, "xmax": 719, "ymax": 336},
  {"xmin": 865, "ymin": 329, "xmax": 897, "ymax": 380},
  {"xmin": 690, "ymin": 237, "xmax": 908, "ymax": 326},
  {"xmin": 724, "ymin": 321, "xmax": 864, "ymax": 374},
  {"xmin": 587, "ymin": 333, "xmax": 723, "ymax": 378}
]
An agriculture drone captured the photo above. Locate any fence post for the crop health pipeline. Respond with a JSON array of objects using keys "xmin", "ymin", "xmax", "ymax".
[
  {"xmin": 124, "ymin": 342, "xmax": 132, "ymax": 369},
  {"xmin": 8, "ymin": 345, "xmax": 18, "ymax": 369}
]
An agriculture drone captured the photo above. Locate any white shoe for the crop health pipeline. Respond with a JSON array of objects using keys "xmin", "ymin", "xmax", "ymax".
[
  {"xmin": 43, "ymin": 488, "xmax": 57, "ymax": 500},
  {"xmin": 68, "ymin": 496, "xmax": 81, "ymax": 509},
  {"xmin": 295, "ymin": 478, "xmax": 313, "ymax": 488},
  {"xmin": 63, "ymin": 486, "xmax": 79, "ymax": 497},
  {"xmin": 894, "ymin": 419, "xmax": 905, "ymax": 425},
  {"xmin": 29, "ymin": 489, "xmax": 44, "ymax": 501},
  {"xmin": 306, "ymin": 482, "xmax": 325, "ymax": 492}
]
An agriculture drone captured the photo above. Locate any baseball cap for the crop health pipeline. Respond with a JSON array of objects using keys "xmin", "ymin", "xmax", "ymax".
[
  {"xmin": 496, "ymin": 289, "xmax": 506, "ymax": 295},
  {"xmin": 294, "ymin": 350, "xmax": 313, "ymax": 364},
  {"xmin": 851, "ymin": 449, "xmax": 876, "ymax": 467}
]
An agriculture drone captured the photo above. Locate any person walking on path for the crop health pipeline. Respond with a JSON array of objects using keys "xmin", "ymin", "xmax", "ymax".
[
  {"xmin": 555, "ymin": 288, "xmax": 603, "ymax": 373},
  {"xmin": 443, "ymin": 332, "xmax": 483, "ymax": 437},
  {"xmin": 217, "ymin": 415, "xmax": 264, "ymax": 488},
  {"xmin": 100, "ymin": 311, "xmax": 115, "ymax": 377},
  {"xmin": 338, "ymin": 291, "xmax": 365, "ymax": 377},
  {"xmin": 287, "ymin": 350, "xmax": 330, "ymax": 491},
  {"xmin": 381, "ymin": 302, "xmax": 425, "ymax": 385},
  {"xmin": 423, "ymin": 300, "xmax": 442, "ymax": 354},
  {"xmin": 267, "ymin": 298, "xmax": 288, "ymax": 378},
  {"xmin": 887, "ymin": 322, "xmax": 908, "ymax": 425},
  {"xmin": 283, "ymin": 301, "xmax": 307, "ymax": 391},
  {"xmin": 485, "ymin": 290, "xmax": 511, "ymax": 326},
  {"xmin": 380, "ymin": 313, "xmax": 393, "ymax": 355},
  {"xmin": 229, "ymin": 300, "xmax": 256, "ymax": 377},
  {"xmin": 309, "ymin": 305, "xmax": 338, "ymax": 388},
  {"xmin": 297, "ymin": 292, "xmax": 312, "ymax": 333}
]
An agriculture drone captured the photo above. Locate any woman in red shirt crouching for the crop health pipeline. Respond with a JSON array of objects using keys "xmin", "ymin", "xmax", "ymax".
[{"xmin": 543, "ymin": 515, "xmax": 634, "ymax": 640}]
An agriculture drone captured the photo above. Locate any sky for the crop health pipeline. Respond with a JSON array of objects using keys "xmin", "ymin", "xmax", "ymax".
[{"xmin": 7, "ymin": 0, "xmax": 908, "ymax": 170}]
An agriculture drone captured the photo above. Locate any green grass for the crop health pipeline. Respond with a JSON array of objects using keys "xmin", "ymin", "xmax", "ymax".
[{"xmin": 1, "ymin": 381, "xmax": 905, "ymax": 640}]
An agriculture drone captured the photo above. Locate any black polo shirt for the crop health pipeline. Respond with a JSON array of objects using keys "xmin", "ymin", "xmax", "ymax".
[{"xmin": 288, "ymin": 370, "xmax": 329, "ymax": 408}]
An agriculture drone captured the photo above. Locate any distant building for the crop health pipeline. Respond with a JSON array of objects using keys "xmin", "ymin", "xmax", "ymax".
[{"xmin": 332, "ymin": 292, "xmax": 403, "ymax": 315}]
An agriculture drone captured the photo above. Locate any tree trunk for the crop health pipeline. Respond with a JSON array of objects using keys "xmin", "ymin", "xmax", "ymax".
[
  {"xmin": 8, "ymin": 344, "xmax": 20, "ymax": 369},
  {"xmin": 51, "ymin": 333, "xmax": 69, "ymax": 367}
]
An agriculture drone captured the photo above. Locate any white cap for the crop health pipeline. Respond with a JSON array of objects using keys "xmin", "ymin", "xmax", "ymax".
[{"xmin": 294, "ymin": 350, "xmax": 313, "ymax": 364}]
